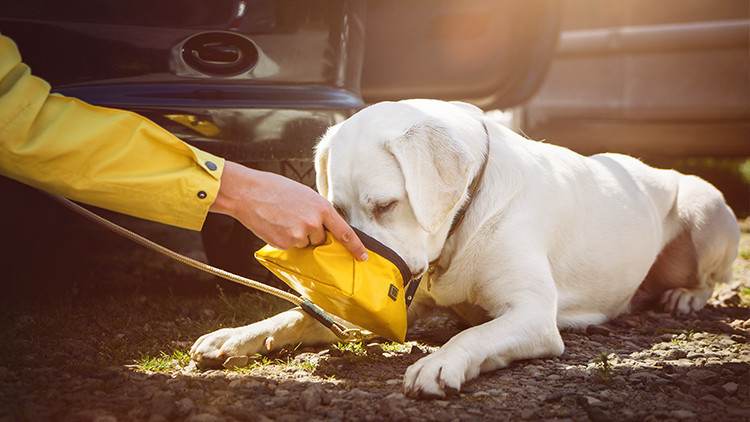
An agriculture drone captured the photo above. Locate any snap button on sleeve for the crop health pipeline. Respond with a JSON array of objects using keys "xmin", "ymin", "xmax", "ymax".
[
  {"xmin": 205, "ymin": 161, "xmax": 218, "ymax": 171},
  {"xmin": 197, "ymin": 191, "xmax": 207, "ymax": 199}
]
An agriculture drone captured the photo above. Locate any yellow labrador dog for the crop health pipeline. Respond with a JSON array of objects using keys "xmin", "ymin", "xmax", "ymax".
[{"xmin": 191, "ymin": 99, "xmax": 740, "ymax": 399}]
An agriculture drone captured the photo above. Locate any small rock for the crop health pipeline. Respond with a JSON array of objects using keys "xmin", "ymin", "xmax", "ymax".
[
  {"xmin": 365, "ymin": 343, "xmax": 384, "ymax": 355},
  {"xmin": 670, "ymin": 400, "xmax": 699, "ymax": 412},
  {"xmin": 722, "ymin": 382, "xmax": 739, "ymax": 395},
  {"xmin": 656, "ymin": 334, "xmax": 674, "ymax": 342},
  {"xmin": 584, "ymin": 395, "xmax": 606, "ymax": 408},
  {"xmin": 346, "ymin": 388, "xmax": 377, "ymax": 400},
  {"xmin": 665, "ymin": 349, "xmax": 687, "ymax": 360},
  {"xmin": 223, "ymin": 404, "xmax": 260, "ymax": 422},
  {"xmin": 175, "ymin": 398, "xmax": 194, "ymax": 415},
  {"xmin": 628, "ymin": 371, "xmax": 659, "ymax": 384},
  {"xmin": 671, "ymin": 410, "xmax": 697, "ymax": 420},
  {"xmin": 299, "ymin": 385, "xmax": 325, "ymax": 411},
  {"xmin": 91, "ymin": 413, "xmax": 118, "ymax": 422},
  {"xmin": 380, "ymin": 392, "xmax": 408, "ymax": 421},
  {"xmin": 409, "ymin": 345, "xmax": 425, "ymax": 356},
  {"xmin": 544, "ymin": 392, "xmax": 564, "ymax": 402},
  {"xmin": 730, "ymin": 334, "xmax": 748, "ymax": 344},
  {"xmin": 585, "ymin": 407, "xmax": 610, "ymax": 422},
  {"xmin": 185, "ymin": 413, "xmax": 222, "ymax": 422},
  {"xmin": 555, "ymin": 407, "xmax": 572, "ymax": 418},
  {"xmin": 586, "ymin": 324, "xmax": 611, "ymax": 336},
  {"xmin": 202, "ymin": 370, "xmax": 225, "ymax": 379},
  {"xmin": 274, "ymin": 389, "xmax": 290, "ymax": 397},
  {"xmin": 699, "ymin": 394, "xmax": 725, "ymax": 407},
  {"xmin": 686, "ymin": 369, "xmax": 720, "ymax": 384},
  {"xmin": 520, "ymin": 408, "xmax": 536, "ymax": 420},
  {"xmin": 223, "ymin": 356, "xmax": 249, "ymax": 369},
  {"xmin": 717, "ymin": 291, "xmax": 741, "ymax": 306},
  {"xmin": 292, "ymin": 352, "xmax": 322, "ymax": 367},
  {"xmin": 723, "ymin": 362, "xmax": 749, "ymax": 375},
  {"xmin": 165, "ymin": 379, "xmax": 187, "ymax": 393},
  {"xmin": 150, "ymin": 392, "xmax": 176, "ymax": 418}
]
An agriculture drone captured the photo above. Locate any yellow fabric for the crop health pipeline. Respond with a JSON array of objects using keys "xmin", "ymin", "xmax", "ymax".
[
  {"xmin": 255, "ymin": 232, "xmax": 408, "ymax": 342},
  {"xmin": 0, "ymin": 35, "xmax": 224, "ymax": 230}
]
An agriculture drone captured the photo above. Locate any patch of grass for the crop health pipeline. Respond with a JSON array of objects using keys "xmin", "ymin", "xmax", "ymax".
[
  {"xmin": 136, "ymin": 349, "xmax": 191, "ymax": 372},
  {"xmin": 380, "ymin": 341, "xmax": 419, "ymax": 353},
  {"xmin": 593, "ymin": 351, "xmax": 613, "ymax": 382},
  {"xmin": 670, "ymin": 330, "xmax": 694, "ymax": 346},
  {"xmin": 739, "ymin": 159, "xmax": 750, "ymax": 184},
  {"xmin": 240, "ymin": 354, "xmax": 274, "ymax": 372},
  {"xmin": 286, "ymin": 358, "xmax": 318, "ymax": 372},
  {"xmin": 740, "ymin": 288, "xmax": 750, "ymax": 307},
  {"xmin": 229, "ymin": 352, "xmax": 319, "ymax": 374},
  {"xmin": 332, "ymin": 341, "xmax": 365, "ymax": 355}
]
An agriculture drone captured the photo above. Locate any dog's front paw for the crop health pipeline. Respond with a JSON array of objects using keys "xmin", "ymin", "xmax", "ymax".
[
  {"xmin": 190, "ymin": 325, "xmax": 276, "ymax": 369},
  {"xmin": 403, "ymin": 351, "xmax": 471, "ymax": 399}
]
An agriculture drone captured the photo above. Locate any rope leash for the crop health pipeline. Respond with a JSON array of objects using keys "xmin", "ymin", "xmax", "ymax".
[{"xmin": 44, "ymin": 191, "xmax": 367, "ymax": 343}]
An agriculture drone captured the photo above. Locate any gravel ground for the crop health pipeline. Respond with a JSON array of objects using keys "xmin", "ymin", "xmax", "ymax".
[{"xmin": 1, "ymin": 210, "xmax": 748, "ymax": 422}]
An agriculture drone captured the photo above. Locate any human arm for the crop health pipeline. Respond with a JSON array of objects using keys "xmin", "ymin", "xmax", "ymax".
[{"xmin": 0, "ymin": 35, "xmax": 366, "ymax": 260}]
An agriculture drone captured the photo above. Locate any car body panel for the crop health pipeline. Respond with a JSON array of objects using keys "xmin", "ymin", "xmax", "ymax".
[
  {"xmin": 1, "ymin": 0, "xmax": 562, "ymax": 164},
  {"xmin": 521, "ymin": 0, "xmax": 750, "ymax": 158}
]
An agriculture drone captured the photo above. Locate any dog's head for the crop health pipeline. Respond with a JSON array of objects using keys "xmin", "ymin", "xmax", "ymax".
[{"xmin": 315, "ymin": 100, "xmax": 487, "ymax": 278}]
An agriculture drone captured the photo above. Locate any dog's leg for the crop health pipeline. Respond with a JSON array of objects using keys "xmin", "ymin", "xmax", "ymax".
[
  {"xmin": 403, "ymin": 286, "xmax": 564, "ymax": 399},
  {"xmin": 651, "ymin": 176, "xmax": 740, "ymax": 315},
  {"xmin": 190, "ymin": 308, "xmax": 342, "ymax": 368},
  {"xmin": 659, "ymin": 214, "xmax": 739, "ymax": 314}
]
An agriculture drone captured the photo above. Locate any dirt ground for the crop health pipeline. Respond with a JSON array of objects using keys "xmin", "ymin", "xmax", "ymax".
[{"xmin": 0, "ymin": 203, "xmax": 749, "ymax": 421}]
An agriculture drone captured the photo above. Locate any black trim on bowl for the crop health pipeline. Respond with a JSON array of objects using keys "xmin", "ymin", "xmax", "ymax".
[{"xmin": 351, "ymin": 227, "xmax": 412, "ymax": 288}]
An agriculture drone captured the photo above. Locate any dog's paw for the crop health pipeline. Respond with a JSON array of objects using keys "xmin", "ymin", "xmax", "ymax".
[
  {"xmin": 659, "ymin": 287, "xmax": 709, "ymax": 314},
  {"xmin": 190, "ymin": 326, "xmax": 276, "ymax": 369},
  {"xmin": 402, "ymin": 352, "xmax": 469, "ymax": 399}
]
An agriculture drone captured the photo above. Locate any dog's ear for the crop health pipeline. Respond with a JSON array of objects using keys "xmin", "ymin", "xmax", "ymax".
[
  {"xmin": 314, "ymin": 143, "xmax": 330, "ymax": 197},
  {"xmin": 314, "ymin": 124, "xmax": 339, "ymax": 197},
  {"xmin": 386, "ymin": 121, "xmax": 474, "ymax": 233}
]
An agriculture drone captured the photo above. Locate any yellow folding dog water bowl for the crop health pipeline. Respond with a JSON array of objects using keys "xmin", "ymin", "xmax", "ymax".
[{"xmin": 254, "ymin": 228, "xmax": 413, "ymax": 342}]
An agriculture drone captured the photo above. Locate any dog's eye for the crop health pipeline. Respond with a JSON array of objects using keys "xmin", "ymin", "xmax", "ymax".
[{"xmin": 373, "ymin": 200, "xmax": 397, "ymax": 219}]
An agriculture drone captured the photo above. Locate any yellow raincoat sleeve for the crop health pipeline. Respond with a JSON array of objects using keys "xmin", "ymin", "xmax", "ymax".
[{"xmin": 0, "ymin": 35, "xmax": 225, "ymax": 231}]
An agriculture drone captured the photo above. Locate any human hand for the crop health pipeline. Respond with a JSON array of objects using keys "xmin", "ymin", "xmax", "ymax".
[{"xmin": 209, "ymin": 161, "xmax": 368, "ymax": 261}]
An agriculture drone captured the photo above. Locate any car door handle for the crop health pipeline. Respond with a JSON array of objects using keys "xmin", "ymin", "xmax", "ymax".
[
  {"xmin": 193, "ymin": 42, "xmax": 241, "ymax": 64},
  {"xmin": 181, "ymin": 32, "xmax": 258, "ymax": 76}
]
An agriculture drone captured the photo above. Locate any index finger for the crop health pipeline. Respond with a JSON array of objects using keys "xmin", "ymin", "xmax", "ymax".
[{"xmin": 324, "ymin": 210, "xmax": 368, "ymax": 261}]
